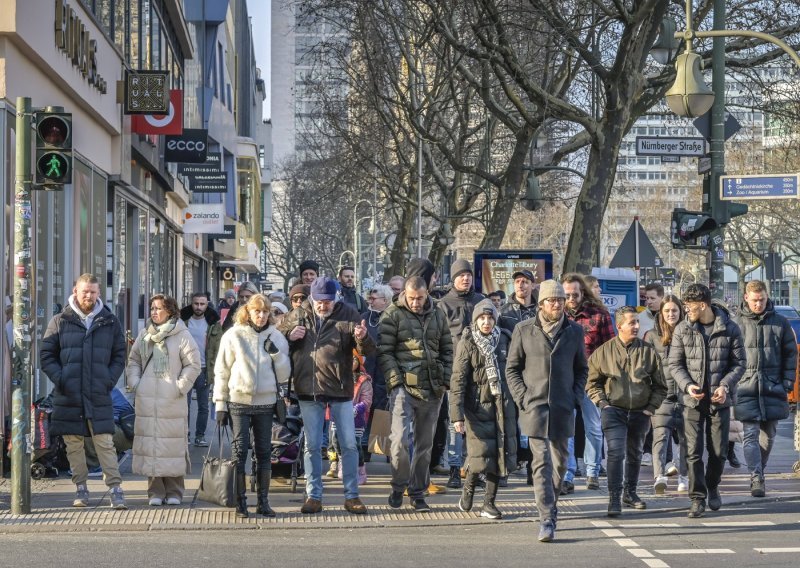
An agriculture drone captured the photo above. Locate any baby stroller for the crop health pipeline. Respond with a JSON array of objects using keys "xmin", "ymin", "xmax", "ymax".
[
  {"xmin": 30, "ymin": 395, "xmax": 69, "ymax": 479},
  {"xmin": 249, "ymin": 398, "xmax": 304, "ymax": 494}
]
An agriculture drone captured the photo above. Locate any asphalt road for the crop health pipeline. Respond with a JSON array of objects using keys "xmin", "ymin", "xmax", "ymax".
[{"xmin": 2, "ymin": 500, "xmax": 799, "ymax": 568}]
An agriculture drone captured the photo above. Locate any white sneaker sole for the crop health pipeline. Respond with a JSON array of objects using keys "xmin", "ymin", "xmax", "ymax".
[{"xmin": 654, "ymin": 480, "xmax": 667, "ymax": 495}]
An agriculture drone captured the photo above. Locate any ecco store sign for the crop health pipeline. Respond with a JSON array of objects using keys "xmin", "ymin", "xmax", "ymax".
[
  {"xmin": 54, "ymin": 0, "xmax": 108, "ymax": 94},
  {"xmin": 165, "ymin": 129, "xmax": 209, "ymax": 163},
  {"xmin": 183, "ymin": 204, "xmax": 225, "ymax": 234}
]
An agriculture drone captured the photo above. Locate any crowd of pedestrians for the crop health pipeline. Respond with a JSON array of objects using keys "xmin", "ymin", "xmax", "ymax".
[{"xmin": 36, "ymin": 263, "xmax": 796, "ymax": 542}]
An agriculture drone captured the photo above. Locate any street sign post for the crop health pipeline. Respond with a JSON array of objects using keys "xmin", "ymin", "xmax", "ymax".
[
  {"xmin": 635, "ymin": 136, "xmax": 707, "ymax": 157},
  {"xmin": 719, "ymin": 174, "xmax": 800, "ymax": 200}
]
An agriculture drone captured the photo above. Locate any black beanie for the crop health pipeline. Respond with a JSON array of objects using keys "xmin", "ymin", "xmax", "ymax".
[{"xmin": 298, "ymin": 260, "xmax": 320, "ymax": 276}]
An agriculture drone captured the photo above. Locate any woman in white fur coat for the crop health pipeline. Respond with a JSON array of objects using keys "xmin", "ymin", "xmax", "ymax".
[
  {"xmin": 127, "ymin": 294, "xmax": 201, "ymax": 506},
  {"xmin": 214, "ymin": 293, "xmax": 291, "ymax": 518}
]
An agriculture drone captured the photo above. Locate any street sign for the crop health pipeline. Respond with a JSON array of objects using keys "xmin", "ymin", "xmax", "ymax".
[
  {"xmin": 693, "ymin": 110, "xmax": 742, "ymax": 142},
  {"xmin": 719, "ymin": 174, "xmax": 800, "ymax": 200},
  {"xmin": 660, "ymin": 155, "xmax": 680, "ymax": 163},
  {"xmin": 698, "ymin": 156, "xmax": 711, "ymax": 174},
  {"xmin": 635, "ymin": 137, "xmax": 706, "ymax": 157}
]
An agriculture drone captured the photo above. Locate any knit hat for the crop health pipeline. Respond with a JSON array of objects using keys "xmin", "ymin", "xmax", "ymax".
[
  {"xmin": 512, "ymin": 269, "xmax": 535, "ymax": 282},
  {"xmin": 289, "ymin": 284, "xmax": 310, "ymax": 298},
  {"xmin": 472, "ymin": 299, "xmax": 498, "ymax": 324},
  {"xmin": 537, "ymin": 279, "xmax": 566, "ymax": 303},
  {"xmin": 298, "ymin": 259, "xmax": 320, "ymax": 276},
  {"xmin": 310, "ymin": 276, "xmax": 338, "ymax": 301},
  {"xmin": 239, "ymin": 281, "xmax": 259, "ymax": 295},
  {"xmin": 405, "ymin": 258, "xmax": 435, "ymax": 288},
  {"xmin": 450, "ymin": 259, "xmax": 473, "ymax": 280},
  {"xmin": 271, "ymin": 302, "xmax": 288, "ymax": 314},
  {"xmin": 224, "ymin": 290, "xmax": 236, "ymax": 300}
]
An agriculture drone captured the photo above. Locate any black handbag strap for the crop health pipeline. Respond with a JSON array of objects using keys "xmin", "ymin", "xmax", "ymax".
[{"xmin": 190, "ymin": 423, "xmax": 231, "ymax": 508}]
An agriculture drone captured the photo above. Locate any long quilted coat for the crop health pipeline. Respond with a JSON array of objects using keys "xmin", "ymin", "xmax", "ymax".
[{"xmin": 127, "ymin": 319, "xmax": 201, "ymax": 478}]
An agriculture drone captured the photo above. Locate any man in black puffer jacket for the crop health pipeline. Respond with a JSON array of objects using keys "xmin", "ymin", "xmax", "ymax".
[
  {"xmin": 40, "ymin": 273, "xmax": 128, "ymax": 509},
  {"xmin": 734, "ymin": 280, "xmax": 797, "ymax": 498},
  {"xmin": 669, "ymin": 283, "xmax": 745, "ymax": 519}
]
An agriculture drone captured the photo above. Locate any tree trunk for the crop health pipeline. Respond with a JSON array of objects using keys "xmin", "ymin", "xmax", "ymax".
[{"xmin": 386, "ymin": 203, "xmax": 416, "ymax": 278}]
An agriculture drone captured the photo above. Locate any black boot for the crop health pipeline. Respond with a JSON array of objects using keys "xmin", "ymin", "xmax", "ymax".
[
  {"xmin": 459, "ymin": 473, "xmax": 478, "ymax": 512},
  {"xmin": 607, "ymin": 491, "xmax": 622, "ymax": 517},
  {"xmin": 727, "ymin": 442, "xmax": 741, "ymax": 468},
  {"xmin": 236, "ymin": 472, "xmax": 249, "ymax": 518},
  {"xmin": 481, "ymin": 475, "xmax": 501, "ymax": 519},
  {"xmin": 256, "ymin": 469, "xmax": 276, "ymax": 517},
  {"xmin": 447, "ymin": 466, "xmax": 462, "ymax": 489},
  {"xmin": 623, "ymin": 488, "xmax": 647, "ymax": 509}
]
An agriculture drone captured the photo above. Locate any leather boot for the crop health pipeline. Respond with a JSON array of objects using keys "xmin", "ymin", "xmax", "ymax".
[
  {"xmin": 459, "ymin": 472, "xmax": 478, "ymax": 512},
  {"xmin": 481, "ymin": 475, "xmax": 501, "ymax": 519},
  {"xmin": 256, "ymin": 469, "xmax": 276, "ymax": 517},
  {"xmin": 607, "ymin": 491, "xmax": 622, "ymax": 517},
  {"xmin": 236, "ymin": 472, "xmax": 249, "ymax": 518},
  {"xmin": 727, "ymin": 442, "xmax": 741, "ymax": 468}
]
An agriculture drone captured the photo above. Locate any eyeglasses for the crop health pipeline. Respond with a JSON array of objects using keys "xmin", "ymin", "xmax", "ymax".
[
  {"xmin": 543, "ymin": 297, "xmax": 565, "ymax": 305},
  {"xmin": 564, "ymin": 293, "xmax": 581, "ymax": 299}
]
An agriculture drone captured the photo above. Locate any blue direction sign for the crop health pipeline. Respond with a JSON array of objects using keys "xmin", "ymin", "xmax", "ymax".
[{"xmin": 719, "ymin": 174, "xmax": 800, "ymax": 200}]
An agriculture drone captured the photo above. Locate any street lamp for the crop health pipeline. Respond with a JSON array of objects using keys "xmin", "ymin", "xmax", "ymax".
[
  {"xmin": 522, "ymin": 166, "xmax": 586, "ymax": 211},
  {"xmin": 665, "ymin": 51, "xmax": 715, "ymax": 118},
  {"xmin": 650, "ymin": 18, "xmax": 681, "ymax": 65},
  {"xmin": 353, "ymin": 200, "xmax": 377, "ymax": 289}
]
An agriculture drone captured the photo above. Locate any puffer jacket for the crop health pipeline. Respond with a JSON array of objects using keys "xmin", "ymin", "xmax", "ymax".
[
  {"xmin": 279, "ymin": 301, "xmax": 375, "ymax": 400},
  {"xmin": 378, "ymin": 293, "xmax": 454, "ymax": 401},
  {"xmin": 180, "ymin": 305, "xmax": 223, "ymax": 385},
  {"xmin": 438, "ymin": 286, "xmax": 485, "ymax": 342},
  {"xmin": 505, "ymin": 315, "xmax": 588, "ymax": 439},
  {"xmin": 214, "ymin": 324, "xmax": 292, "ymax": 409},
  {"xmin": 668, "ymin": 304, "xmax": 746, "ymax": 409},
  {"xmin": 127, "ymin": 319, "xmax": 201, "ymax": 477},
  {"xmin": 644, "ymin": 323, "xmax": 683, "ymax": 423},
  {"xmin": 40, "ymin": 304, "xmax": 127, "ymax": 437},
  {"xmin": 449, "ymin": 326, "xmax": 517, "ymax": 476},
  {"xmin": 586, "ymin": 337, "xmax": 667, "ymax": 414},
  {"xmin": 498, "ymin": 295, "xmax": 537, "ymax": 333},
  {"xmin": 734, "ymin": 299, "xmax": 797, "ymax": 422}
]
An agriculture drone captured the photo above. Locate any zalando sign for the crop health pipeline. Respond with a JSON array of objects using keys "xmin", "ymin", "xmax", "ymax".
[{"xmin": 183, "ymin": 204, "xmax": 225, "ymax": 234}]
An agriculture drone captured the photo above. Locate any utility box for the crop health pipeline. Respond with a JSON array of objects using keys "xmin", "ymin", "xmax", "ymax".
[{"xmin": 591, "ymin": 267, "xmax": 639, "ymax": 315}]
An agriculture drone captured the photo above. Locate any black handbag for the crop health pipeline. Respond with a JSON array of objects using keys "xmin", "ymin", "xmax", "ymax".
[{"xmin": 192, "ymin": 425, "xmax": 237, "ymax": 508}]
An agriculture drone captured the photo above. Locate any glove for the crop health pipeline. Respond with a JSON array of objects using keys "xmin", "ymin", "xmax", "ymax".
[{"xmin": 216, "ymin": 410, "xmax": 229, "ymax": 426}]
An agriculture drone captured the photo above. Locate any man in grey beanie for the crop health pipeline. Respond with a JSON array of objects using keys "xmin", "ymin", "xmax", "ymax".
[
  {"xmin": 437, "ymin": 259, "xmax": 484, "ymax": 488},
  {"xmin": 505, "ymin": 279, "xmax": 588, "ymax": 542}
]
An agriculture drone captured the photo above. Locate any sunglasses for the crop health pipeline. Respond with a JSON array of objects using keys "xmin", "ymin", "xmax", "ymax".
[{"xmin": 291, "ymin": 295, "xmax": 307, "ymax": 302}]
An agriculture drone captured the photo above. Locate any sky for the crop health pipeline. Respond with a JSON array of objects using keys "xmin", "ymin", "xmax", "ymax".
[{"xmin": 247, "ymin": 0, "xmax": 271, "ymax": 119}]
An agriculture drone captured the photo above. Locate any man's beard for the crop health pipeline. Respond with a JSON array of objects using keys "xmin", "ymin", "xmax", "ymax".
[
  {"xmin": 79, "ymin": 299, "xmax": 95, "ymax": 314},
  {"xmin": 541, "ymin": 309, "xmax": 562, "ymax": 323},
  {"xmin": 193, "ymin": 309, "xmax": 205, "ymax": 317}
]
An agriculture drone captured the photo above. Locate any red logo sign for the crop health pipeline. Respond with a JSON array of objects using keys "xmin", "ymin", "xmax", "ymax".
[{"xmin": 131, "ymin": 90, "xmax": 183, "ymax": 135}]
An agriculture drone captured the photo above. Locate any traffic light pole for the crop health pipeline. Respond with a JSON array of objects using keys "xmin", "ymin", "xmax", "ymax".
[
  {"xmin": 706, "ymin": 0, "xmax": 726, "ymax": 301},
  {"xmin": 11, "ymin": 97, "xmax": 33, "ymax": 514}
]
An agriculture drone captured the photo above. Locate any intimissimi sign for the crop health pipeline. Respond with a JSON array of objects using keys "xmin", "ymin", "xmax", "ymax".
[{"xmin": 54, "ymin": 0, "xmax": 108, "ymax": 94}]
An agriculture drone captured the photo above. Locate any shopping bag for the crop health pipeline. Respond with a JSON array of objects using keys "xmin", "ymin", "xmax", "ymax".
[
  {"xmin": 192, "ymin": 425, "xmax": 237, "ymax": 508},
  {"xmin": 367, "ymin": 409, "xmax": 391, "ymax": 456}
]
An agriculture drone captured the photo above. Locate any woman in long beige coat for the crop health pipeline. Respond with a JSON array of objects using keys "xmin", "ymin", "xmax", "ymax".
[{"xmin": 127, "ymin": 294, "xmax": 201, "ymax": 506}]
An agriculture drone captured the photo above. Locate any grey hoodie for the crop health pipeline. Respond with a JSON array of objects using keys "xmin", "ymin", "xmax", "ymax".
[{"xmin": 67, "ymin": 295, "xmax": 104, "ymax": 335}]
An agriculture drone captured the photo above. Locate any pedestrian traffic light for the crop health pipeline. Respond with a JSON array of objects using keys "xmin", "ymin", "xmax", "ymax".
[
  {"xmin": 35, "ymin": 110, "xmax": 72, "ymax": 186},
  {"xmin": 671, "ymin": 208, "xmax": 717, "ymax": 248},
  {"xmin": 521, "ymin": 173, "xmax": 544, "ymax": 211}
]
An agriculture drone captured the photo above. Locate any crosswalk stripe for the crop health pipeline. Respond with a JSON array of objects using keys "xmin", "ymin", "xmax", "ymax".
[
  {"xmin": 654, "ymin": 549, "xmax": 734, "ymax": 554},
  {"xmin": 702, "ymin": 521, "xmax": 774, "ymax": 527},
  {"xmin": 754, "ymin": 548, "xmax": 800, "ymax": 553}
]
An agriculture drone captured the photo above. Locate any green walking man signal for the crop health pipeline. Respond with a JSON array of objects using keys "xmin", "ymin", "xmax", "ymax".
[{"xmin": 34, "ymin": 110, "xmax": 72, "ymax": 187}]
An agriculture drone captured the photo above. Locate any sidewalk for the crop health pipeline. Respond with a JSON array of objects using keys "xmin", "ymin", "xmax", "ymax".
[{"xmin": 1, "ymin": 416, "xmax": 798, "ymax": 532}]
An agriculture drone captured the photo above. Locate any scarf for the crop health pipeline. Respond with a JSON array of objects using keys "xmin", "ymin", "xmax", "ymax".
[
  {"xmin": 139, "ymin": 318, "xmax": 177, "ymax": 377},
  {"xmin": 469, "ymin": 324, "xmax": 502, "ymax": 395},
  {"xmin": 538, "ymin": 310, "xmax": 564, "ymax": 340}
]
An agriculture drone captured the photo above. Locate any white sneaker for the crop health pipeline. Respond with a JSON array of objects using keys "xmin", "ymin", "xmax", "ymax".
[
  {"xmin": 677, "ymin": 476, "xmax": 689, "ymax": 492},
  {"xmin": 641, "ymin": 453, "xmax": 653, "ymax": 467},
  {"xmin": 165, "ymin": 497, "xmax": 181, "ymax": 506},
  {"xmin": 665, "ymin": 462, "xmax": 678, "ymax": 476},
  {"xmin": 149, "ymin": 497, "xmax": 164, "ymax": 506},
  {"xmin": 654, "ymin": 476, "xmax": 668, "ymax": 495}
]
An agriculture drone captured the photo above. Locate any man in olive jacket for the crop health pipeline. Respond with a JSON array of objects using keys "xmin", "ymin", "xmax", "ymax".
[
  {"xmin": 505, "ymin": 280, "xmax": 588, "ymax": 543},
  {"xmin": 280, "ymin": 277, "xmax": 375, "ymax": 515},
  {"xmin": 379, "ymin": 276, "xmax": 454, "ymax": 513},
  {"xmin": 734, "ymin": 280, "xmax": 797, "ymax": 497},
  {"xmin": 40, "ymin": 273, "xmax": 128, "ymax": 509},
  {"xmin": 669, "ymin": 283, "xmax": 745, "ymax": 518},
  {"xmin": 587, "ymin": 306, "xmax": 667, "ymax": 516}
]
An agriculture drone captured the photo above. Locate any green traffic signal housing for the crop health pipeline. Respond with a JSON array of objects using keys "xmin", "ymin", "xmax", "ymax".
[
  {"xmin": 707, "ymin": 171, "xmax": 748, "ymax": 225},
  {"xmin": 34, "ymin": 110, "xmax": 72, "ymax": 186},
  {"xmin": 670, "ymin": 208, "xmax": 717, "ymax": 248}
]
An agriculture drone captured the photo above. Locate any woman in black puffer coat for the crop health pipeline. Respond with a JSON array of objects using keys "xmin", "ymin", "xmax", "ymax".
[
  {"xmin": 643, "ymin": 294, "xmax": 688, "ymax": 495},
  {"xmin": 450, "ymin": 299, "xmax": 518, "ymax": 520}
]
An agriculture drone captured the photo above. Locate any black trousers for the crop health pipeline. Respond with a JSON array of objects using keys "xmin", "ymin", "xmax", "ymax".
[
  {"xmin": 230, "ymin": 408, "xmax": 274, "ymax": 475},
  {"xmin": 683, "ymin": 405, "xmax": 730, "ymax": 502},
  {"xmin": 429, "ymin": 394, "xmax": 448, "ymax": 471},
  {"xmin": 601, "ymin": 406, "xmax": 650, "ymax": 494}
]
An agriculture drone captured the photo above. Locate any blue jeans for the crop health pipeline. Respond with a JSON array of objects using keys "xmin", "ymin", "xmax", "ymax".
[
  {"xmin": 299, "ymin": 400, "xmax": 359, "ymax": 501},
  {"xmin": 447, "ymin": 422, "xmax": 464, "ymax": 468},
  {"xmin": 187, "ymin": 369, "xmax": 209, "ymax": 439},
  {"xmin": 565, "ymin": 395, "xmax": 603, "ymax": 481}
]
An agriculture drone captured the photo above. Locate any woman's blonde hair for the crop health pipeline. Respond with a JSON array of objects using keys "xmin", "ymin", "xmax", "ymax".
[{"xmin": 234, "ymin": 293, "xmax": 274, "ymax": 326}]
